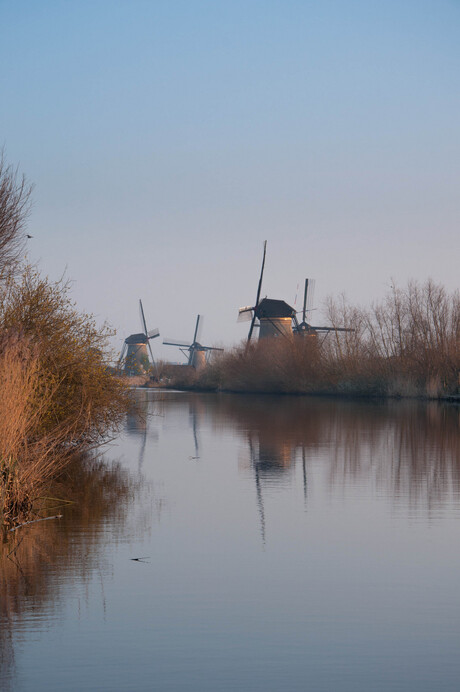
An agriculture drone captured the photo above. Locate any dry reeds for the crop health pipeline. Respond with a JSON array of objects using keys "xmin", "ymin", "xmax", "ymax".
[
  {"xmin": 0, "ymin": 272, "xmax": 130, "ymax": 530},
  {"xmin": 0, "ymin": 156, "xmax": 130, "ymax": 530},
  {"xmin": 0, "ymin": 332, "xmax": 66, "ymax": 527},
  {"xmin": 199, "ymin": 279, "xmax": 459, "ymax": 399},
  {"xmin": 0, "ymin": 153, "xmax": 32, "ymax": 278}
]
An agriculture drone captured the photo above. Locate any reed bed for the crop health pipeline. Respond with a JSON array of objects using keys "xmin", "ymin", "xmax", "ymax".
[
  {"xmin": 194, "ymin": 279, "xmax": 459, "ymax": 398},
  {"xmin": 0, "ymin": 272, "xmax": 130, "ymax": 530},
  {"xmin": 0, "ymin": 158, "xmax": 131, "ymax": 530}
]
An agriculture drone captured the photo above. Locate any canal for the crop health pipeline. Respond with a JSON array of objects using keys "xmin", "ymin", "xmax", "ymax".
[{"xmin": 1, "ymin": 391, "xmax": 460, "ymax": 691}]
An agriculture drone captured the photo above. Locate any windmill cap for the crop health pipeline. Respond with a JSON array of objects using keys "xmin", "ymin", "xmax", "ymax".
[
  {"xmin": 255, "ymin": 298, "xmax": 295, "ymax": 319},
  {"xmin": 125, "ymin": 333, "xmax": 148, "ymax": 344}
]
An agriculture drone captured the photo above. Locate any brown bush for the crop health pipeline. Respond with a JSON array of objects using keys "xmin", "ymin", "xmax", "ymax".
[
  {"xmin": 0, "ymin": 271, "xmax": 130, "ymax": 529},
  {"xmin": 202, "ymin": 279, "xmax": 459, "ymax": 399},
  {"xmin": 0, "ymin": 153, "xmax": 33, "ymax": 279},
  {"xmin": 0, "ymin": 157, "xmax": 130, "ymax": 530}
]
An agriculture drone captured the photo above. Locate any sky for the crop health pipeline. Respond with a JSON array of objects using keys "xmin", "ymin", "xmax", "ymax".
[{"xmin": 1, "ymin": 0, "xmax": 459, "ymax": 360}]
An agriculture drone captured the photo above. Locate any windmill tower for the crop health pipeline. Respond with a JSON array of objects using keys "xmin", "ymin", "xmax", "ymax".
[
  {"xmin": 254, "ymin": 298, "xmax": 296, "ymax": 339},
  {"xmin": 238, "ymin": 241, "xmax": 296, "ymax": 342},
  {"xmin": 292, "ymin": 279, "xmax": 354, "ymax": 336},
  {"xmin": 163, "ymin": 315, "xmax": 223, "ymax": 369},
  {"xmin": 119, "ymin": 300, "xmax": 160, "ymax": 375}
]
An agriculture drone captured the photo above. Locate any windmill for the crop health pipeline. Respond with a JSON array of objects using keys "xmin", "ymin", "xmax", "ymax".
[
  {"xmin": 163, "ymin": 314, "xmax": 223, "ymax": 369},
  {"xmin": 118, "ymin": 299, "xmax": 160, "ymax": 375},
  {"xmin": 238, "ymin": 241, "xmax": 296, "ymax": 342},
  {"xmin": 293, "ymin": 278, "xmax": 354, "ymax": 335}
]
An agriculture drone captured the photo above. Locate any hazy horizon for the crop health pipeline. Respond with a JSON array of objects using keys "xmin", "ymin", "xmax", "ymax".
[{"xmin": 1, "ymin": 0, "xmax": 458, "ymax": 360}]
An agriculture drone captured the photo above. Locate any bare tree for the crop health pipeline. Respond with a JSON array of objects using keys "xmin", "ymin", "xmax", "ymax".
[{"xmin": 0, "ymin": 152, "xmax": 33, "ymax": 277}]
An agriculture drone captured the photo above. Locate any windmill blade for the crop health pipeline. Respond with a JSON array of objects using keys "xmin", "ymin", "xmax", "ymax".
[
  {"xmin": 147, "ymin": 339, "xmax": 156, "ymax": 368},
  {"xmin": 203, "ymin": 346, "xmax": 224, "ymax": 352},
  {"xmin": 247, "ymin": 313, "xmax": 257, "ymax": 344},
  {"xmin": 302, "ymin": 279, "xmax": 308, "ymax": 322},
  {"xmin": 302, "ymin": 278, "xmax": 316, "ymax": 321},
  {"xmin": 139, "ymin": 299, "xmax": 148, "ymax": 336},
  {"xmin": 163, "ymin": 339, "xmax": 192, "ymax": 348},
  {"xmin": 254, "ymin": 240, "xmax": 267, "ymax": 309},
  {"xmin": 247, "ymin": 240, "xmax": 267, "ymax": 344},
  {"xmin": 147, "ymin": 328, "xmax": 160, "ymax": 339},
  {"xmin": 306, "ymin": 279, "xmax": 316, "ymax": 313},
  {"xmin": 118, "ymin": 342, "xmax": 127, "ymax": 364},
  {"xmin": 238, "ymin": 307, "xmax": 254, "ymax": 323},
  {"xmin": 309, "ymin": 326, "xmax": 355, "ymax": 332},
  {"xmin": 196, "ymin": 314, "xmax": 204, "ymax": 344},
  {"xmin": 192, "ymin": 314, "xmax": 202, "ymax": 344}
]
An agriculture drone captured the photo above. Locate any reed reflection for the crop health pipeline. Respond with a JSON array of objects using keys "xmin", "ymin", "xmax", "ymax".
[
  {"xmin": 211, "ymin": 394, "xmax": 460, "ymax": 510},
  {"xmin": 0, "ymin": 455, "xmax": 145, "ymax": 688}
]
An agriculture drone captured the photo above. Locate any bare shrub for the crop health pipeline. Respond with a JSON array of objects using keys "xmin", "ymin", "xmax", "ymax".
[
  {"xmin": 0, "ymin": 270, "xmax": 130, "ymax": 529},
  {"xmin": 0, "ymin": 153, "xmax": 33, "ymax": 278},
  {"xmin": 207, "ymin": 279, "xmax": 459, "ymax": 398},
  {"xmin": 0, "ymin": 332, "xmax": 70, "ymax": 527},
  {"xmin": 364, "ymin": 280, "xmax": 459, "ymax": 394}
]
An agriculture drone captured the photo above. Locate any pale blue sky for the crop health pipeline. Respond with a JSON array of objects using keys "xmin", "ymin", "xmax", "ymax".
[{"xmin": 1, "ymin": 0, "xmax": 459, "ymax": 358}]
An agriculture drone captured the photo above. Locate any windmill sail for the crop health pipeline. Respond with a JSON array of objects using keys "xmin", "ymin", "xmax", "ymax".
[
  {"xmin": 237, "ymin": 308, "xmax": 253, "ymax": 323},
  {"xmin": 294, "ymin": 279, "xmax": 354, "ymax": 335},
  {"xmin": 247, "ymin": 240, "xmax": 267, "ymax": 344}
]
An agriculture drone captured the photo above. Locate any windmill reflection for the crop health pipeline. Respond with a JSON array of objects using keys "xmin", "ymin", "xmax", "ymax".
[
  {"xmin": 249, "ymin": 437, "xmax": 311, "ymax": 542},
  {"xmin": 126, "ymin": 391, "xmax": 160, "ymax": 470},
  {"xmin": 215, "ymin": 394, "xmax": 460, "ymax": 537},
  {"xmin": 189, "ymin": 400, "xmax": 201, "ymax": 459}
]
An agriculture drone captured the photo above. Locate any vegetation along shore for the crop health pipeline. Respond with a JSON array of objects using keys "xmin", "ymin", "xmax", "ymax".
[
  {"xmin": 0, "ymin": 156, "xmax": 130, "ymax": 531},
  {"xmin": 153, "ymin": 279, "xmax": 459, "ymax": 399}
]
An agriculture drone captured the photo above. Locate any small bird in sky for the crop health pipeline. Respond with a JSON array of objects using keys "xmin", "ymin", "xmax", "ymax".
[
  {"xmin": 26, "ymin": 234, "xmax": 33, "ymax": 239},
  {"xmin": 130, "ymin": 557, "xmax": 150, "ymax": 563}
]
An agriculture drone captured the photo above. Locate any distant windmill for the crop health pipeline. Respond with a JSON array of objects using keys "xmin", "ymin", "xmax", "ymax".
[
  {"xmin": 163, "ymin": 314, "xmax": 223, "ymax": 369},
  {"xmin": 119, "ymin": 300, "xmax": 160, "ymax": 375},
  {"xmin": 293, "ymin": 279, "xmax": 354, "ymax": 335},
  {"xmin": 238, "ymin": 241, "xmax": 296, "ymax": 342}
]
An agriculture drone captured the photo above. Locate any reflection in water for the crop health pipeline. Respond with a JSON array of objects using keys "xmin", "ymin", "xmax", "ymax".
[
  {"xmin": 208, "ymin": 393, "xmax": 460, "ymax": 514},
  {"xmin": 190, "ymin": 403, "xmax": 200, "ymax": 459},
  {"xmin": 126, "ymin": 390, "xmax": 162, "ymax": 469},
  {"xmin": 2, "ymin": 391, "xmax": 459, "ymax": 691},
  {"xmin": 164, "ymin": 392, "xmax": 459, "ymax": 541},
  {"xmin": 0, "ymin": 455, "xmax": 145, "ymax": 688}
]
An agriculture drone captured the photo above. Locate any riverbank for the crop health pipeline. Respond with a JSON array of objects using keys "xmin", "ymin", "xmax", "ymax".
[
  {"xmin": 143, "ymin": 379, "xmax": 460, "ymax": 402},
  {"xmin": 148, "ymin": 279, "xmax": 459, "ymax": 401}
]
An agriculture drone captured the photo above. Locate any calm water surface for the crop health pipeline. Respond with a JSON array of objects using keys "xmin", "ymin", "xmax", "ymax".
[{"xmin": 1, "ymin": 392, "xmax": 460, "ymax": 691}]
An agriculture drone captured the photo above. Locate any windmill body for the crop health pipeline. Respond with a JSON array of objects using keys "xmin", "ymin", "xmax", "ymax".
[
  {"xmin": 255, "ymin": 298, "xmax": 295, "ymax": 340},
  {"xmin": 190, "ymin": 346, "xmax": 207, "ymax": 370},
  {"xmin": 125, "ymin": 336, "xmax": 150, "ymax": 375}
]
